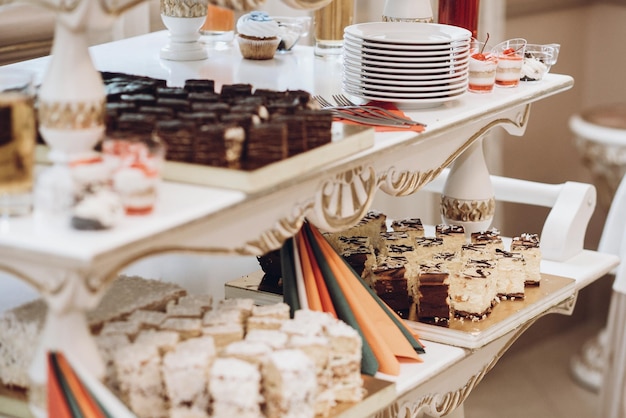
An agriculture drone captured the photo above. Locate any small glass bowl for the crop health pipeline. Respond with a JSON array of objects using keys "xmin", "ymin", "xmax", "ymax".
[
  {"xmin": 274, "ymin": 16, "xmax": 312, "ymax": 53},
  {"xmin": 521, "ymin": 43, "xmax": 560, "ymax": 82}
]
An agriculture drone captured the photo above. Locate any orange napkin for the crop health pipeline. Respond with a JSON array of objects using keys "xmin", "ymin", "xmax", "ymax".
[
  {"xmin": 298, "ymin": 227, "xmax": 379, "ymax": 375},
  {"xmin": 57, "ymin": 352, "xmax": 108, "ymax": 418},
  {"xmin": 334, "ymin": 101, "xmax": 426, "ymax": 133},
  {"xmin": 48, "ymin": 353, "xmax": 73, "ymax": 418},
  {"xmin": 300, "ymin": 231, "xmax": 337, "ymax": 317},
  {"xmin": 296, "ymin": 232, "xmax": 323, "ymax": 311},
  {"xmin": 304, "ymin": 223, "xmax": 422, "ymax": 375}
]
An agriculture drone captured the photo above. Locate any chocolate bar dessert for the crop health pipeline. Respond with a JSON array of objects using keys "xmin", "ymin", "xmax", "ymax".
[{"xmin": 101, "ymin": 73, "xmax": 333, "ymax": 172}]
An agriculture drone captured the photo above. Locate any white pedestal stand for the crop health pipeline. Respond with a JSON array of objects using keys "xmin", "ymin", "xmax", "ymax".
[
  {"xmin": 160, "ymin": 15, "xmax": 208, "ymax": 61},
  {"xmin": 441, "ymin": 137, "xmax": 495, "ymax": 235}
]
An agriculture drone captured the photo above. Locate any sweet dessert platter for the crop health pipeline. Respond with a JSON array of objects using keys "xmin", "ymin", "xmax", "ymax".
[
  {"xmin": 0, "ymin": 8, "xmax": 618, "ymax": 418},
  {"xmin": 0, "ymin": 276, "xmax": 390, "ymax": 418},
  {"xmin": 240, "ymin": 210, "xmax": 578, "ymax": 349},
  {"xmin": 98, "ymin": 70, "xmax": 374, "ymax": 193}
]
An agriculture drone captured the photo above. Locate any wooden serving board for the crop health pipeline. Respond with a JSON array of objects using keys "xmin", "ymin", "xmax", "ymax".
[
  {"xmin": 0, "ymin": 384, "xmax": 31, "ymax": 418},
  {"xmin": 404, "ymin": 273, "xmax": 577, "ymax": 349},
  {"xmin": 225, "ymin": 271, "xmax": 577, "ymax": 350}
]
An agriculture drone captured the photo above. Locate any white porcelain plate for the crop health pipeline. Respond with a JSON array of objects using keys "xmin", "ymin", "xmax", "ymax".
[
  {"xmin": 344, "ymin": 33, "xmax": 470, "ymax": 52},
  {"xmin": 343, "ymin": 64, "xmax": 468, "ymax": 81},
  {"xmin": 344, "ymin": 51, "xmax": 470, "ymax": 68},
  {"xmin": 343, "ymin": 42, "xmax": 470, "ymax": 62},
  {"xmin": 343, "ymin": 59, "xmax": 469, "ymax": 75},
  {"xmin": 343, "ymin": 76, "xmax": 468, "ymax": 93},
  {"xmin": 342, "ymin": 85, "xmax": 467, "ymax": 106},
  {"xmin": 343, "ymin": 80, "xmax": 468, "ymax": 97},
  {"xmin": 344, "ymin": 35, "xmax": 470, "ymax": 53},
  {"xmin": 344, "ymin": 22, "xmax": 472, "ymax": 45},
  {"xmin": 344, "ymin": 71, "xmax": 468, "ymax": 86}
]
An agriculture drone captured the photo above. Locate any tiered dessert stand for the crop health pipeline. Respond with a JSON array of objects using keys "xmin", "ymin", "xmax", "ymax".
[{"xmin": 0, "ymin": 8, "xmax": 619, "ymax": 418}]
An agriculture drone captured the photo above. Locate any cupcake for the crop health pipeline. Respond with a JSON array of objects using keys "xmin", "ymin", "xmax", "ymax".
[{"xmin": 236, "ymin": 11, "xmax": 281, "ymax": 60}]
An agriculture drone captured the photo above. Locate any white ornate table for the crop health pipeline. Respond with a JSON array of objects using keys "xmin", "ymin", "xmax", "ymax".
[{"xmin": 0, "ymin": 30, "xmax": 619, "ymax": 417}]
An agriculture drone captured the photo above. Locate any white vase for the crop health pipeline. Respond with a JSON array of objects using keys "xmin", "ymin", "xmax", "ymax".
[
  {"xmin": 38, "ymin": 17, "xmax": 110, "ymax": 162},
  {"xmin": 382, "ymin": 0, "xmax": 434, "ymax": 22},
  {"xmin": 441, "ymin": 137, "xmax": 495, "ymax": 234}
]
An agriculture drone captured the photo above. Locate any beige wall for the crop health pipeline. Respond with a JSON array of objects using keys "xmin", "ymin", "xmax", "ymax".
[{"xmin": 499, "ymin": 3, "xmax": 626, "ymax": 249}]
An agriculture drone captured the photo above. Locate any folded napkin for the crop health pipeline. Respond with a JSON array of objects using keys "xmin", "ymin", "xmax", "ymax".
[
  {"xmin": 303, "ymin": 222, "xmax": 424, "ymax": 375},
  {"xmin": 293, "ymin": 229, "xmax": 380, "ymax": 375},
  {"xmin": 305, "ymin": 224, "xmax": 424, "ymax": 361},
  {"xmin": 48, "ymin": 351, "xmax": 111, "ymax": 418},
  {"xmin": 280, "ymin": 238, "xmax": 301, "ymax": 317},
  {"xmin": 334, "ymin": 101, "xmax": 426, "ymax": 133}
]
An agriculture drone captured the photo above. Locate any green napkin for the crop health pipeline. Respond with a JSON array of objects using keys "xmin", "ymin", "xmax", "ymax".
[{"xmin": 280, "ymin": 237, "xmax": 300, "ymax": 318}]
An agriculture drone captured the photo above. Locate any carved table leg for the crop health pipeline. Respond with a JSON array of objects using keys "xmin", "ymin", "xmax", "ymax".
[{"xmin": 27, "ymin": 271, "xmax": 106, "ymax": 418}]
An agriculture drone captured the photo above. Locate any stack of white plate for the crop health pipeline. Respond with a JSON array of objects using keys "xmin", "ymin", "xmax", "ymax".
[{"xmin": 342, "ymin": 22, "xmax": 472, "ymax": 106}]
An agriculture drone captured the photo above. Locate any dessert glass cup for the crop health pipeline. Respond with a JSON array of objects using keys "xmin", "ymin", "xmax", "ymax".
[
  {"xmin": 520, "ymin": 43, "xmax": 560, "ymax": 82},
  {"xmin": 314, "ymin": 0, "xmax": 354, "ymax": 56},
  {"xmin": 0, "ymin": 69, "xmax": 36, "ymax": 217},
  {"xmin": 494, "ymin": 38, "xmax": 526, "ymax": 88},
  {"xmin": 200, "ymin": 4, "xmax": 235, "ymax": 48},
  {"xmin": 468, "ymin": 41, "xmax": 498, "ymax": 93},
  {"xmin": 274, "ymin": 16, "xmax": 312, "ymax": 53},
  {"xmin": 102, "ymin": 133, "xmax": 166, "ymax": 215}
]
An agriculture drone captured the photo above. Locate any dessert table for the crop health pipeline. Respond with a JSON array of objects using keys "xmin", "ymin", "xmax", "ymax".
[{"xmin": 0, "ymin": 30, "xmax": 620, "ymax": 417}]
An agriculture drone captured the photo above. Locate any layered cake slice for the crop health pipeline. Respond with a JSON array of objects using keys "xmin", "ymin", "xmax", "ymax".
[
  {"xmin": 134, "ymin": 329, "xmax": 180, "ymax": 355},
  {"xmin": 262, "ymin": 349, "xmax": 317, "ymax": 418},
  {"xmin": 459, "ymin": 243, "xmax": 493, "ymax": 264},
  {"xmin": 412, "ymin": 237, "xmax": 444, "ymax": 264},
  {"xmin": 160, "ymin": 317, "xmax": 203, "ymax": 339},
  {"xmin": 470, "ymin": 229, "xmax": 505, "ymax": 254},
  {"xmin": 209, "ymin": 357, "xmax": 264, "ymax": 418},
  {"xmin": 511, "ymin": 233, "xmax": 542, "ymax": 285},
  {"xmin": 370, "ymin": 256, "xmax": 412, "ymax": 318},
  {"xmin": 323, "ymin": 319, "xmax": 364, "ymax": 403},
  {"xmin": 325, "ymin": 210, "xmax": 387, "ymax": 252},
  {"xmin": 337, "ymin": 236, "xmax": 376, "ymax": 279},
  {"xmin": 201, "ymin": 323, "xmax": 245, "ymax": 351},
  {"xmin": 243, "ymin": 122, "xmax": 289, "ymax": 170},
  {"xmin": 390, "ymin": 217, "xmax": 425, "ymax": 240},
  {"xmin": 245, "ymin": 329, "xmax": 289, "ymax": 350},
  {"xmin": 246, "ymin": 303, "xmax": 291, "ymax": 331},
  {"xmin": 435, "ymin": 224, "xmax": 467, "ymax": 253},
  {"xmin": 114, "ymin": 343, "xmax": 167, "ymax": 418},
  {"xmin": 287, "ymin": 334, "xmax": 335, "ymax": 417},
  {"xmin": 416, "ymin": 262, "xmax": 451, "ymax": 327},
  {"xmin": 221, "ymin": 339, "xmax": 273, "ymax": 367},
  {"xmin": 495, "ymin": 249, "xmax": 527, "ymax": 299},
  {"xmin": 162, "ymin": 336, "xmax": 216, "ymax": 410},
  {"xmin": 432, "ymin": 251, "xmax": 463, "ymax": 274},
  {"xmin": 380, "ymin": 231, "xmax": 413, "ymax": 257},
  {"xmin": 449, "ymin": 265, "xmax": 498, "ymax": 320}
]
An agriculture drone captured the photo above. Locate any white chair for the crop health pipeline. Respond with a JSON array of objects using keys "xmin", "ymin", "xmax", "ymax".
[{"xmin": 598, "ymin": 173, "xmax": 626, "ymax": 418}]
